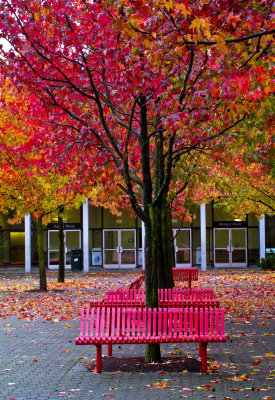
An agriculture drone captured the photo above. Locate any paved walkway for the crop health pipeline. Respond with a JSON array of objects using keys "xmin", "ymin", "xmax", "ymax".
[{"xmin": 0, "ymin": 269, "xmax": 274, "ymax": 400}]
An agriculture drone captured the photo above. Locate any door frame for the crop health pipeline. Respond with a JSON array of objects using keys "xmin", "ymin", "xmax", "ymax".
[
  {"xmin": 48, "ymin": 229, "xmax": 81, "ymax": 269},
  {"xmin": 173, "ymin": 228, "xmax": 192, "ymax": 268},
  {"xmin": 214, "ymin": 227, "xmax": 247, "ymax": 267},
  {"xmin": 103, "ymin": 229, "xmax": 136, "ymax": 269}
]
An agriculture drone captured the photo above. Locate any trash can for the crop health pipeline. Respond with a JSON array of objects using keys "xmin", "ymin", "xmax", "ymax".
[
  {"xmin": 71, "ymin": 248, "xmax": 83, "ymax": 271},
  {"xmin": 92, "ymin": 248, "xmax": 102, "ymax": 266},
  {"xmin": 196, "ymin": 247, "xmax": 201, "ymax": 265}
]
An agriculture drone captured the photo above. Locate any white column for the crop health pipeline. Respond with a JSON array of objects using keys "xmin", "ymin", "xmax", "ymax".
[
  {"xmin": 25, "ymin": 214, "xmax": 31, "ymax": 273},
  {"xmin": 82, "ymin": 199, "xmax": 89, "ymax": 272},
  {"xmin": 259, "ymin": 215, "xmax": 266, "ymax": 261},
  {"xmin": 142, "ymin": 220, "xmax": 145, "ymax": 271},
  {"xmin": 200, "ymin": 204, "xmax": 207, "ymax": 271}
]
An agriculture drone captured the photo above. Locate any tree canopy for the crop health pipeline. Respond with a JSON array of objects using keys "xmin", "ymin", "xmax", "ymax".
[{"xmin": 0, "ymin": 0, "xmax": 274, "ymax": 362}]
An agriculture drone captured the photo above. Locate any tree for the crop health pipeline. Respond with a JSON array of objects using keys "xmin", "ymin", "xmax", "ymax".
[
  {"xmin": 1, "ymin": 0, "xmax": 273, "ymax": 361},
  {"xmin": 206, "ymin": 146, "xmax": 275, "ymax": 218},
  {"xmin": 0, "ymin": 78, "xmax": 90, "ymax": 289}
]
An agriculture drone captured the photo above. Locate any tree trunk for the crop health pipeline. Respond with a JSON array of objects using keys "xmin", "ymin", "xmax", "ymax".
[
  {"xmin": 144, "ymin": 205, "xmax": 162, "ymax": 363},
  {"xmin": 37, "ymin": 215, "xmax": 47, "ymax": 291},
  {"xmin": 58, "ymin": 207, "xmax": 65, "ymax": 283},
  {"xmin": 158, "ymin": 202, "xmax": 175, "ymax": 288},
  {"xmin": 139, "ymin": 96, "xmax": 175, "ymax": 362},
  {"xmin": 144, "ymin": 202, "xmax": 175, "ymax": 362},
  {"xmin": 152, "ymin": 116, "xmax": 174, "ymax": 289}
]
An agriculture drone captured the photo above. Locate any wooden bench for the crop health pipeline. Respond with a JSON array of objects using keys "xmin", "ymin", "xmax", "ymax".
[
  {"xmin": 75, "ymin": 306, "xmax": 226, "ymax": 373},
  {"xmin": 172, "ymin": 268, "xmax": 199, "ymax": 289},
  {"xmin": 91, "ymin": 287, "xmax": 219, "ymax": 308}
]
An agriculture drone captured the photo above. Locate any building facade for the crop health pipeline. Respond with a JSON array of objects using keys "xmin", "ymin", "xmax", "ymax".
[{"xmin": 0, "ymin": 200, "xmax": 274, "ymax": 271}]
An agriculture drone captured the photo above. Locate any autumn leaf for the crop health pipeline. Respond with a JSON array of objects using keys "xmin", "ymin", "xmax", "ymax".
[
  {"xmin": 197, "ymin": 384, "xmax": 215, "ymax": 391},
  {"xmin": 263, "ymin": 352, "xmax": 275, "ymax": 359},
  {"xmin": 228, "ymin": 374, "xmax": 250, "ymax": 381},
  {"xmin": 180, "ymin": 388, "xmax": 193, "ymax": 392},
  {"xmin": 152, "ymin": 380, "xmax": 169, "ymax": 389}
]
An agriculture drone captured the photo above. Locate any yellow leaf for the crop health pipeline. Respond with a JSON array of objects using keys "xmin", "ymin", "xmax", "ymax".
[{"xmin": 174, "ymin": 4, "xmax": 190, "ymax": 18}]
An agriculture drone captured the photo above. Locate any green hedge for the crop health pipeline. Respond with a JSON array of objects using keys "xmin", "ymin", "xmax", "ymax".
[{"xmin": 257, "ymin": 252, "xmax": 275, "ymax": 270}]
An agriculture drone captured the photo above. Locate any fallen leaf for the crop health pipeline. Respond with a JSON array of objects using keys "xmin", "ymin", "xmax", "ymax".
[
  {"xmin": 180, "ymin": 388, "xmax": 193, "ymax": 392},
  {"xmin": 152, "ymin": 381, "xmax": 169, "ymax": 389},
  {"xmin": 197, "ymin": 385, "xmax": 215, "ymax": 391}
]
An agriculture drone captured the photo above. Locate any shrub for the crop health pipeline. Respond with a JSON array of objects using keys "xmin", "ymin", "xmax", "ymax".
[{"xmin": 257, "ymin": 252, "xmax": 275, "ymax": 270}]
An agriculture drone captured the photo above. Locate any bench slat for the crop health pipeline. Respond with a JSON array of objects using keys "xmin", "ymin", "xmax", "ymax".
[
  {"xmin": 210, "ymin": 308, "xmax": 214, "ymax": 338},
  {"xmin": 152, "ymin": 308, "xmax": 157, "ymax": 338},
  {"xmin": 147, "ymin": 308, "xmax": 152, "ymax": 339},
  {"xmin": 89, "ymin": 307, "xmax": 94, "ymax": 338},
  {"xmin": 195, "ymin": 308, "xmax": 199, "ymax": 338},
  {"xmin": 189, "ymin": 307, "xmax": 193, "ymax": 338},
  {"xmin": 106, "ymin": 306, "xmax": 111, "ymax": 339},
  {"xmin": 99, "ymin": 306, "xmax": 105, "ymax": 339},
  {"xmin": 163, "ymin": 307, "xmax": 167, "ymax": 338},
  {"xmin": 143, "ymin": 308, "xmax": 147, "ymax": 338},
  {"xmin": 173, "ymin": 308, "xmax": 178, "ymax": 338}
]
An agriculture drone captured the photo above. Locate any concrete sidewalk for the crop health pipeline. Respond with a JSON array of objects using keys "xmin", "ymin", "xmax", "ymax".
[
  {"xmin": 0, "ymin": 270, "xmax": 274, "ymax": 400},
  {"xmin": 1, "ymin": 315, "xmax": 274, "ymax": 399}
]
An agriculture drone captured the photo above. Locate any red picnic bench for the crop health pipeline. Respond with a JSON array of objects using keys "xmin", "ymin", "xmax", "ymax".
[
  {"xmin": 90, "ymin": 287, "xmax": 219, "ymax": 308},
  {"xmin": 139, "ymin": 267, "xmax": 199, "ymax": 289},
  {"xmin": 129, "ymin": 274, "xmax": 145, "ymax": 289},
  {"xmin": 75, "ymin": 306, "xmax": 226, "ymax": 373},
  {"xmin": 172, "ymin": 268, "xmax": 199, "ymax": 289}
]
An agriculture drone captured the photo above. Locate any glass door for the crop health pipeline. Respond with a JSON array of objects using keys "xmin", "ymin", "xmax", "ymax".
[
  {"xmin": 120, "ymin": 230, "xmax": 136, "ymax": 267},
  {"xmin": 48, "ymin": 230, "xmax": 59, "ymax": 268},
  {"xmin": 231, "ymin": 228, "xmax": 247, "ymax": 267},
  {"xmin": 173, "ymin": 229, "xmax": 192, "ymax": 267},
  {"xmin": 103, "ymin": 229, "xmax": 136, "ymax": 268},
  {"xmin": 103, "ymin": 230, "xmax": 119, "ymax": 267},
  {"xmin": 48, "ymin": 230, "xmax": 81, "ymax": 269},
  {"xmin": 9, "ymin": 232, "xmax": 25, "ymax": 266},
  {"xmin": 214, "ymin": 228, "xmax": 247, "ymax": 267},
  {"xmin": 65, "ymin": 230, "xmax": 81, "ymax": 268}
]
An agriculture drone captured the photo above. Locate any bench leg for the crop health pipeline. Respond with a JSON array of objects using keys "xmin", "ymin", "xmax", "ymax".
[
  {"xmin": 199, "ymin": 342, "xmax": 202, "ymax": 357},
  {"xmin": 96, "ymin": 345, "xmax": 102, "ymax": 373},
  {"xmin": 200, "ymin": 342, "xmax": 208, "ymax": 373},
  {"xmin": 108, "ymin": 343, "xmax": 112, "ymax": 357}
]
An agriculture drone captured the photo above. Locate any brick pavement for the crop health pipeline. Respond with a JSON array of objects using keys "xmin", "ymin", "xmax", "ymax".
[{"xmin": 0, "ymin": 270, "xmax": 274, "ymax": 400}]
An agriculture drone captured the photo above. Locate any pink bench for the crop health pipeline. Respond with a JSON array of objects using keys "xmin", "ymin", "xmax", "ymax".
[
  {"xmin": 129, "ymin": 274, "xmax": 145, "ymax": 289},
  {"xmin": 172, "ymin": 268, "xmax": 199, "ymax": 289},
  {"xmin": 75, "ymin": 306, "xmax": 226, "ymax": 373},
  {"xmin": 140, "ymin": 268, "xmax": 199, "ymax": 289},
  {"xmin": 91, "ymin": 287, "xmax": 219, "ymax": 308}
]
